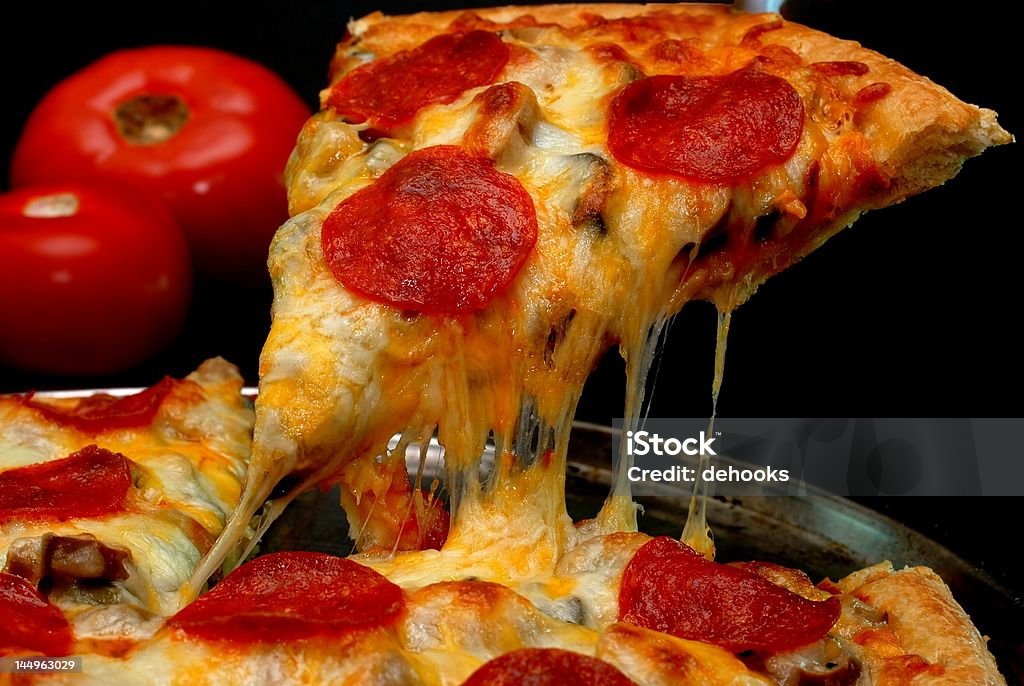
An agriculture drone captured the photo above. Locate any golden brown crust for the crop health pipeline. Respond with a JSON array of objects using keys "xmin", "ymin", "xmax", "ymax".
[{"xmin": 840, "ymin": 563, "xmax": 1006, "ymax": 685}]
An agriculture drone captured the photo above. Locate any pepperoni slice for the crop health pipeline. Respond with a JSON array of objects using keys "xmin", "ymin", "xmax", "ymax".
[
  {"xmin": 810, "ymin": 60, "xmax": 870, "ymax": 77},
  {"xmin": 608, "ymin": 70, "xmax": 804, "ymax": 184},
  {"xmin": 0, "ymin": 572, "xmax": 73, "ymax": 656},
  {"xmin": 855, "ymin": 82, "xmax": 892, "ymax": 106},
  {"xmin": 321, "ymin": 145, "xmax": 537, "ymax": 314},
  {"xmin": 0, "ymin": 446, "xmax": 132, "ymax": 524},
  {"xmin": 327, "ymin": 30, "xmax": 509, "ymax": 133},
  {"xmin": 23, "ymin": 377, "xmax": 176, "ymax": 433},
  {"xmin": 397, "ymin": 491, "xmax": 450, "ymax": 552},
  {"xmin": 168, "ymin": 552, "xmax": 405, "ymax": 643},
  {"xmin": 462, "ymin": 648, "xmax": 636, "ymax": 686},
  {"xmin": 619, "ymin": 537, "xmax": 840, "ymax": 653}
]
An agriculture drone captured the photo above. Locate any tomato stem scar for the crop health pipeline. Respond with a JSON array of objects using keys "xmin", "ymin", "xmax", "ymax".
[{"xmin": 113, "ymin": 94, "xmax": 190, "ymax": 145}]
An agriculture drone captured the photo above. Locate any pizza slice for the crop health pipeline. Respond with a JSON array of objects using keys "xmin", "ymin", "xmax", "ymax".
[
  {"xmin": 191, "ymin": 3, "xmax": 1009, "ymax": 586},
  {"xmin": 0, "ymin": 358, "xmax": 253, "ymax": 649}
]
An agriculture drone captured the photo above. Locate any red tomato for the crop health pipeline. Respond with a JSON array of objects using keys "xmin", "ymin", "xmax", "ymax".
[
  {"xmin": 0, "ymin": 183, "xmax": 191, "ymax": 375},
  {"xmin": 10, "ymin": 46, "xmax": 309, "ymax": 284}
]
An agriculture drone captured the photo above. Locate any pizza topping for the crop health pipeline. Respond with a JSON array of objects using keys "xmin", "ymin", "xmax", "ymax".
[
  {"xmin": 0, "ymin": 446, "xmax": 133, "ymax": 524},
  {"xmin": 608, "ymin": 70, "xmax": 804, "ymax": 183},
  {"xmin": 398, "ymin": 492, "xmax": 450, "ymax": 551},
  {"xmin": 326, "ymin": 30, "xmax": 509, "ymax": 133},
  {"xmin": 586, "ymin": 43, "xmax": 641, "ymax": 70},
  {"xmin": 810, "ymin": 61, "xmax": 870, "ymax": 77},
  {"xmin": 729, "ymin": 560, "xmax": 832, "ymax": 600},
  {"xmin": 854, "ymin": 82, "xmax": 893, "ymax": 106},
  {"xmin": 335, "ymin": 451, "xmax": 451, "ymax": 552},
  {"xmin": 760, "ymin": 637, "xmax": 863, "ymax": 685},
  {"xmin": 759, "ymin": 45, "xmax": 804, "ymax": 68},
  {"xmin": 619, "ymin": 537, "xmax": 841, "ymax": 653},
  {"xmin": 0, "ymin": 572, "xmax": 73, "ymax": 656},
  {"xmin": 321, "ymin": 145, "xmax": 538, "ymax": 314},
  {"xmin": 4, "ymin": 533, "xmax": 130, "ymax": 586},
  {"xmin": 462, "ymin": 82, "xmax": 540, "ymax": 163},
  {"xmin": 461, "ymin": 648, "xmax": 637, "ymax": 685},
  {"xmin": 569, "ymin": 153, "xmax": 616, "ymax": 231},
  {"xmin": 168, "ymin": 552, "xmax": 405, "ymax": 643},
  {"xmin": 22, "ymin": 377, "xmax": 177, "ymax": 433}
]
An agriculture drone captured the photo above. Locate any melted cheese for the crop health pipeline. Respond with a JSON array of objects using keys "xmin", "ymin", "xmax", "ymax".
[
  {"xmin": 0, "ymin": 358, "xmax": 253, "ymax": 617},
  {"xmin": 0, "ymin": 512, "xmax": 202, "ymax": 617},
  {"xmin": 597, "ymin": 623, "xmax": 773, "ymax": 686},
  {"xmin": 681, "ymin": 309, "xmax": 732, "ymax": 559}
]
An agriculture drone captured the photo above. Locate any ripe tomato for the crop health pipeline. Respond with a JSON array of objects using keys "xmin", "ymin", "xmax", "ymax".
[
  {"xmin": 0, "ymin": 183, "xmax": 191, "ymax": 375},
  {"xmin": 10, "ymin": 46, "xmax": 309, "ymax": 284}
]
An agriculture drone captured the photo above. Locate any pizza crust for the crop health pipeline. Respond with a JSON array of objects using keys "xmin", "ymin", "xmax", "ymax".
[{"xmin": 839, "ymin": 562, "xmax": 1007, "ymax": 685}]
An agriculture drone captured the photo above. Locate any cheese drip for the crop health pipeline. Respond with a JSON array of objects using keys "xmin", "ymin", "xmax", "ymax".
[{"xmin": 596, "ymin": 317, "xmax": 669, "ymax": 533}]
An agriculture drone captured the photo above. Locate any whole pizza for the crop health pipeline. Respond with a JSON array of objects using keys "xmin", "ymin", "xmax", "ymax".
[{"xmin": 0, "ymin": 4, "xmax": 1011, "ymax": 685}]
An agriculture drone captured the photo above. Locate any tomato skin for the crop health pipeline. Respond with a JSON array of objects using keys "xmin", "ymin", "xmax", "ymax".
[
  {"xmin": 10, "ymin": 46, "xmax": 309, "ymax": 284},
  {"xmin": 0, "ymin": 183, "xmax": 191, "ymax": 375}
]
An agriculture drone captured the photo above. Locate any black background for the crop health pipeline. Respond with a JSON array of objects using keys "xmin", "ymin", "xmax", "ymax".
[{"xmin": 1, "ymin": 0, "xmax": 1020, "ymax": 604}]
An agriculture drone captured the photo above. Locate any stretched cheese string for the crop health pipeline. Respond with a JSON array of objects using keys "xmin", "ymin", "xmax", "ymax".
[
  {"xmin": 681, "ymin": 308, "xmax": 732, "ymax": 559},
  {"xmin": 185, "ymin": 474, "xmax": 288, "ymax": 599},
  {"xmin": 596, "ymin": 316, "xmax": 669, "ymax": 533}
]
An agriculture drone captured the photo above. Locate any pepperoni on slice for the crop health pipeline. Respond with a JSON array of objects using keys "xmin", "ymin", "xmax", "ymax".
[
  {"xmin": 0, "ymin": 446, "xmax": 132, "ymax": 524},
  {"xmin": 608, "ymin": 70, "xmax": 804, "ymax": 184},
  {"xmin": 397, "ymin": 491, "xmax": 450, "ymax": 552},
  {"xmin": 327, "ymin": 30, "xmax": 509, "ymax": 133},
  {"xmin": 321, "ymin": 145, "xmax": 537, "ymax": 314},
  {"xmin": 23, "ymin": 377, "xmax": 177, "ymax": 433},
  {"xmin": 168, "ymin": 552, "xmax": 405, "ymax": 643},
  {"xmin": 462, "ymin": 648, "xmax": 637, "ymax": 686},
  {"xmin": 854, "ymin": 82, "xmax": 892, "ymax": 106},
  {"xmin": 0, "ymin": 572, "xmax": 73, "ymax": 656},
  {"xmin": 619, "ymin": 537, "xmax": 841, "ymax": 653},
  {"xmin": 810, "ymin": 60, "xmax": 869, "ymax": 77}
]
